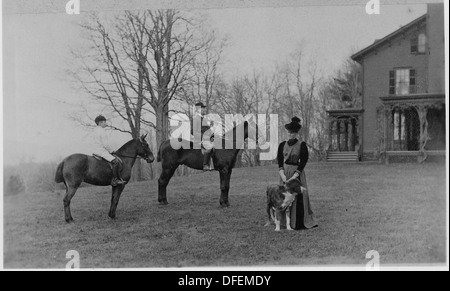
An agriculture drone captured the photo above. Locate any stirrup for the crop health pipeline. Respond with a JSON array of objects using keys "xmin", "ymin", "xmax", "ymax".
[{"xmin": 111, "ymin": 178, "xmax": 125, "ymax": 186}]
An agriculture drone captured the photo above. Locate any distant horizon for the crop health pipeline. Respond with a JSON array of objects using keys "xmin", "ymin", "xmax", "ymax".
[{"xmin": 2, "ymin": 3, "xmax": 434, "ymax": 166}]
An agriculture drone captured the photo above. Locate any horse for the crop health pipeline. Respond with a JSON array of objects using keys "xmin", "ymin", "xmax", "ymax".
[
  {"xmin": 156, "ymin": 119, "xmax": 260, "ymax": 207},
  {"xmin": 55, "ymin": 134, "xmax": 154, "ymax": 223}
]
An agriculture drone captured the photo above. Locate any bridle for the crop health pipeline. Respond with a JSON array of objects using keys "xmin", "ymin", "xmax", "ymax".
[{"xmin": 113, "ymin": 137, "xmax": 153, "ymax": 162}]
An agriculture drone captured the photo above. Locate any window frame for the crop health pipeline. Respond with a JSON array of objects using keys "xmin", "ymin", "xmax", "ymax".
[
  {"xmin": 410, "ymin": 33, "xmax": 427, "ymax": 55},
  {"xmin": 389, "ymin": 68, "xmax": 417, "ymax": 96},
  {"xmin": 417, "ymin": 33, "xmax": 427, "ymax": 54}
]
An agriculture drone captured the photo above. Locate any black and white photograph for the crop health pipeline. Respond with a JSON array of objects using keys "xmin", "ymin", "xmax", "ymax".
[{"xmin": 1, "ymin": 0, "xmax": 448, "ymax": 272}]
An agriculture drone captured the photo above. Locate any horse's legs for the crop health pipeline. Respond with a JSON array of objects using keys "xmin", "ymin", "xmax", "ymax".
[
  {"xmin": 108, "ymin": 185, "xmax": 125, "ymax": 219},
  {"xmin": 158, "ymin": 165, "xmax": 177, "ymax": 205},
  {"xmin": 63, "ymin": 186, "xmax": 78, "ymax": 223},
  {"xmin": 219, "ymin": 168, "xmax": 232, "ymax": 207}
]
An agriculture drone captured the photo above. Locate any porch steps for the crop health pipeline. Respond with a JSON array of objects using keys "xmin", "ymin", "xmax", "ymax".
[{"xmin": 327, "ymin": 151, "xmax": 359, "ymax": 162}]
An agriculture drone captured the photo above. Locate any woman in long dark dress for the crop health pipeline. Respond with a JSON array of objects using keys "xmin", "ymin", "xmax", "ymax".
[{"xmin": 277, "ymin": 117, "xmax": 318, "ymax": 230}]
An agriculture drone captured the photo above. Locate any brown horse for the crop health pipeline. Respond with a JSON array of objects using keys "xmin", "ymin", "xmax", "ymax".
[
  {"xmin": 55, "ymin": 135, "xmax": 154, "ymax": 222},
  {"xmin": 156, "ymin": 120, "xmax": 259, "ymax": 207}
]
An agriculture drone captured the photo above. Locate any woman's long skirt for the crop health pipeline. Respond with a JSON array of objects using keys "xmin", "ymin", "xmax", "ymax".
[{"xmin": 280, "ymin": 164, "xmax": 318, "ymax": 230}]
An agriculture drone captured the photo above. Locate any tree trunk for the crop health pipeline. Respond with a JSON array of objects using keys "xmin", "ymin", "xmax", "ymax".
[
  {"xmin": 235, "ymin": 150, "xmax": 243, "ymax": 168},
  {"xmin": 156, "ymin": 103, "xmax": 170, "ymax": 148},
  {"xmin": 253, "ymin": 148, "xmax": 261, "ymax": 167}
]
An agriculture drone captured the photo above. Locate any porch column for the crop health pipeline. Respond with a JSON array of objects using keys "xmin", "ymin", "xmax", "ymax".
[
  {"xmin": 417, "ymin": 105, "xmax": 429, "ymax": 163},
  {"xmin": 384, "ymin": 106, "xmax": 391, "ymax": 164},
  {"xmin": 386, "ymin": 107, "xmax": 394, "ymax": 151},
  {"xmin": 337, "ymin": 120, "xmax": 341, "ymax": 152},
  {"xmin": 328, "ymin": 118, "xmax": 333, "ymax": 151},
  {"xmin": 343, "ymin": 119, "xmax": 349, "ymax": 152},
  {"xmin": 351, "ymin": 118, "xmax": 357, "ymax": 151},
  {"xmin": 417, "ymin": 105, "xmax": 428, "ymax": 151}
]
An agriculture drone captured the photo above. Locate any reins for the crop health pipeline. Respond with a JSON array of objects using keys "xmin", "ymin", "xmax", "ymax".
[
  {"xmin": 113, "ymin": 151, "xmax": 152, "ymax": 160},
  {"xmin": 114, "ymin": 153, "xmax": 144, "ymax": 159}
]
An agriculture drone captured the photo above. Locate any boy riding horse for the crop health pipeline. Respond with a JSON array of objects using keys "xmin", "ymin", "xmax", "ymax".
[
  {"xmin": 192, "ymin": 102, "xmax": 215, "ymax": 171},
  {"xmin": 93, "ymin": 115, "xmax": 125, "ymax": 186}
]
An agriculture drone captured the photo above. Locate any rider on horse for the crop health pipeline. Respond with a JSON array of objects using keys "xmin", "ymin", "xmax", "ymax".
[
  {"xmin": 93, "ymin": 115, "xmax": 125, "ymax": 186},
  {"xmin": 192, "ymin": 102, "xmax": 214, "ymax": 171}
]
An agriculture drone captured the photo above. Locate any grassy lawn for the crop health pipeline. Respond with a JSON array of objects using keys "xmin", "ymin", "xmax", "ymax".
[{"xmin": 3, "ymin": 162, "xmax": 447, "ymax": 269}]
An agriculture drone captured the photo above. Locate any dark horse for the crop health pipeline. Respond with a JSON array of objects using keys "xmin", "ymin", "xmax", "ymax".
[
  {"xmin": 157, "ymin": 119, "xmax": 259, "ymax": 207},
  {"xmin": 55, "ymin": 135, "xmax": 154, "ymax": 222}
]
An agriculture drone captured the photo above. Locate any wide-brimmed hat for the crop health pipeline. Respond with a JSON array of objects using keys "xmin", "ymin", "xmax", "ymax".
[
  {"xmin": 285, "ymin": 116, "xmax": 302, "ymax": 133},
  {"xmin": 195, "ymin": 102, "xmax": 206, "ymax": 108},
  {"xmin": 95, "ymin": 115, "xmax": 106, "ymax": 125}
]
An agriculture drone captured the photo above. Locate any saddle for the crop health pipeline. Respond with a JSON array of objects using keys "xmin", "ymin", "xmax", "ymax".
[{"xmin": 202, "ymin": 147, "xmax": 216, "ymax": 171}]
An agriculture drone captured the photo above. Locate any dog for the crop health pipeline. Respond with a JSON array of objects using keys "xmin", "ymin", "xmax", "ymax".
[{"xmin": 264, "ymin": 179, "xmax": 306, "ymax": 231}]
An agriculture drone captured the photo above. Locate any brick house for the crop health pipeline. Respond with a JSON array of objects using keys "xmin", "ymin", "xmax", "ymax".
[{"xmin": 327, "ymin": 3, "xmax": 445, "ymax": 163}]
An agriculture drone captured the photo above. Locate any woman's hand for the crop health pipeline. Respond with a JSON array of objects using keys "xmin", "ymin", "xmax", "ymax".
[
  {"xmin": 279, "ymin": 169, "xmax": 287, "ymax": 182},
  {"xmin": 286, "ymin": 172, "xmax": 300, "ymax": 183}
]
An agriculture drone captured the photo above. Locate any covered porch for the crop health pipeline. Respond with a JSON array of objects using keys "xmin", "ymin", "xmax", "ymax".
[
  {"xmin": 377, "ymin": 93, "xmax": 446, "ymax": 164},
  {"xmin": 326, "ymin": 108, "xmax": 364, "ymax": 162}
]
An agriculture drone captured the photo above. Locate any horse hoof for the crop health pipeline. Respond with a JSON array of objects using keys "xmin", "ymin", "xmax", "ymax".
[
  {"xmin": 159, "ymin": 201, "xmax": 169, "ymax": 206},
  {"xmin": 219, "ymin": 203, "xmax": 230, "ymax": 208},
  {"xmin": 65, "ymin": 218, "xmax": 74, "ymax": 223}
]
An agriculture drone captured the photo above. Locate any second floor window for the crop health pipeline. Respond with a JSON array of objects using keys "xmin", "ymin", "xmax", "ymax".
[
  {"xmin": 389, "ymin": 69, "xmax": 416, "ymax": 95},
  {"xmin": 411, "ymin": 33, "xmax": 427, "ymax": 54}
]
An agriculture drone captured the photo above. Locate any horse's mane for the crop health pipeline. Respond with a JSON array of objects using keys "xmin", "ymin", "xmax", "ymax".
[
  {"xmin": 221, "ymin": 120, "xmax": 248, "ymax": 137},
  {"xmin": 115, "ymin": 139, "xmax": 137, "ymax": 153}
]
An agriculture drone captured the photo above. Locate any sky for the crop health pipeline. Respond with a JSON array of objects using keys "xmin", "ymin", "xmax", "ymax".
[{"xmin": 1, "ymin": 2, "xmax": 433, "ymax": 165}]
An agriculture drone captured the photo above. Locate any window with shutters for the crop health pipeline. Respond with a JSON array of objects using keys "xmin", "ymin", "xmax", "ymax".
[
  {"xmin": 411, "ymin": 37, "xmax": 418, "ymax": 54},
  {"xmin": 409, "ymin": 69, "xmax": 416, "ymax": 93},
  {"xmin": 390, "ymin": 69, "xmax": 416, "ymax": 95},
  {"xmin": 389, "ymin": 71, "xmax": 395, "ymax": 95},
  {"xmin": 411, "ymin": 33, "xmax": 427, "ymax": 54}
]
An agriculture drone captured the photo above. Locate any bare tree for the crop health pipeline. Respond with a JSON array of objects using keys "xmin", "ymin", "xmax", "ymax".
[
  {"xmin": 244, "ymin": 69, "xmax": 280, "ymax": 166},
  {"xmin": 72, "ymin": 11, "xmax": 217, "ymax": 180},
  {"xmin": 134, "ymin": 10, "xmax": 210, "ymax": 148},
  {"xmin": 179, "ymin": 30, "xmax": 227, "ymax": 117},
  {"xmin": 327, "ymin": 59, "xmax": 362, "ymax": 108},
  {"xmin": 287, "ymin": 46, "xmax": 320, "ymax": 144},
  {"xmin": 71, "ymin": 12, "xmax": 159, "ymax": 180},
  {"xmin": 265, "ymin": 45, "xmax": 327, "ymax": 160},
  {"xmin": 72, "ymin": 12, "xmax": 155, "ymax": 138}
]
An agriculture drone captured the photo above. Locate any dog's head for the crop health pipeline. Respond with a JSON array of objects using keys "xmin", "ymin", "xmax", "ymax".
[
  {"xmin": 279, "ymin": 180, "xmax": 307, "ymax": 211},
  {"xmin": 279, "ymin": 190, "xmax": 296, "ymax": 211},
  {"xmin": 284, "ymin": 179, "xmax": 305, "ymax": 194},
  {"xmin": 267, "ymin": 185, "xmax": 297, "ymax": 211}
]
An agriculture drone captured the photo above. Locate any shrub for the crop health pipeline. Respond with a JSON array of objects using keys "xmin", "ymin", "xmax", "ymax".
[{"xmin": 5, "ymin": 174, "xmax": 26, "ymax": 196}]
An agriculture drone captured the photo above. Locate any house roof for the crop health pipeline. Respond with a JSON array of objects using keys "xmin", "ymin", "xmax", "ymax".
[{"xmin": 351, "ymin": 14, "xmax": 427, "ymax": 63}]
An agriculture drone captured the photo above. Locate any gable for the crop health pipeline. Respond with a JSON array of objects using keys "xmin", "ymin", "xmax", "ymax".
[{"xmin": 352, "ymin": 15, "xmax": 427, "ymax": 63}]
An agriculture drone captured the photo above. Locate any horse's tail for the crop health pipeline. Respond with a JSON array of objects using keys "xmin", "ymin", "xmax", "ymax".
[{"xmin": 55, "ymin": 162, "xmax": 64, "ymax": 183}]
